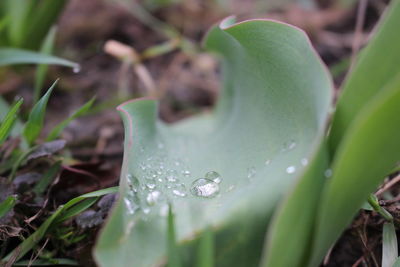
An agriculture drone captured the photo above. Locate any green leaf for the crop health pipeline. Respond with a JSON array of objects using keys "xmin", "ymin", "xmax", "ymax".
[
  {"xmin": 0, "ymin": 48, "xmax": 77, "ymax": 68},
  {"xmin": 394, "ymin": 257, "xmax": 400, "ymax": 267},
  {"xmin": 34, "ymin": 26, "xmax": 57, "ymax": 103},
  {"xmin": 382, "ymin": 222, "xmax": 398, "ymax": 267},
  {"xmin": 0, "ymin": 195, "xmax": 17, "ymax": 218},
  {"xmin": 308, "ymin": 74, "xmax": 400, "ymax": 266},
  {"xmin": 33, "ymin": 161, "xmax": 62, "ymax": 195},
  {"xmin": 23, "ymin": 80, "xmax": 57, "ymax": 146},
  {"xmin": 0, "ymin": 97, "xmax": 23, "ymax": 145},
  {"xmin": 261, "ymin": 142, "xmax": 329, "ymax": 267},
  {"xmin": 46, "ymin": 97, "xmax": 96, "ymax": 141},
  {"xmin": 329, "ymin": 0, "xmax": 400, "ymax": 152},
  {"xmin": 95, "ymin": 19, "xmax": 333, "ymax": 267}
]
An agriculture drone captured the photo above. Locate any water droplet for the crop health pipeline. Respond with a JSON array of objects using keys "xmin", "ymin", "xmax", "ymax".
[
  {"xmin": 172, "ymin": 183, "xmax": 187, "ymax": 197},
  {"xmin": 265, "ymin": 159, "xmax": 271, "ymax": 165},
  {"xmin": 301, "ymin": 158, "xmax": 309, "ymax": 166},
  {"xmin": 288, "ymin": 141, "xmax": 297, "ymax": 150},
  {"xmin": 145, "ymin": 180, "xmax": 156, "ymax": 190},
  {"xmin": 286, "ymin": 166, "xmax": 296, "ymax": 174},
  {"xmin": 281, "ymin": 140, "xmax": 297, "ymax": 152},
  {"xmin": 182, "ymin": 170, "xmax": 191, "ymax": 176},
  {"xmin": 226, "ymin": 185, "xmax": 235, "ymax": 192},
  {"xmin": 247, "ymin": 167, "xmax": 256, "ymax": 179},
  {"xmin": 124, "ymin": 198, "xmax": 139, "ymax": 214},
  {"xmin": 173, "ymin": 189, "xmax": 187, "ymax": 197},
  {"xmin": 146, "ymin": 191, "xmax": 162, "ymax": 206},
  {"xmin": 73, "ymin": 64, "xmax": 81, "ymax": 73},
  {"xmin": 139, "ymin": 163, "xmax": 146, "ymax": 171},
  {"xmin": 142, "ymin": 207, "xmax": 151, "ymax": 214},
  {"xmin": 127, "ymin": 174, "xmax": 140, "ymax": 192},
  {"xmin": 205, "ymin": 171, "xmax": 222, "ymax": 184},
  {"xmin": 324, "ymin": 169, "xmax": 333, "ymax": 178},
  {"xmin": 190, "ymin": 178, "xmax": 219, "ymax": 198},
  {"xmin": 157, "ymin": 142, "xmax": 165, "ymax": 149}
]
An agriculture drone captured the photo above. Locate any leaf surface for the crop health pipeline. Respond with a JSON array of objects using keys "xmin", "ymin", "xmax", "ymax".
[{"xmin": 95, "ymin": 19, "xmax": 333, "ymax": 267}]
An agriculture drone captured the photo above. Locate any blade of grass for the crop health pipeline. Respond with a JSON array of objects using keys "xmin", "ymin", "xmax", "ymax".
[
  {"xmin": 167, "ymin": 205, "xmax": 181, "ymax": 267},
  {"xmin": 46, "ymin": 97, "xmax": 96, "ymax": 141},
  {"xmin": 0, "ymin": 195, "xmax": 17, "ymax": 218},
  {"xmin": 0, "ymin": 98, "xmax": 23, "ymax": 145},
  {"xmin": 23, "ymin": 80, "xmax": 57, "ymax": 146},
  {"xmin": 0, "ymin": 48, "xmax": 77, "ymax": 68},
  {"xmin": 5, "ymin": 0, "xmax": 34, "ymax": 47},
  {"xmin": 329, "ymin": 0, "xmax": 400, "ymax": 152},
  {"xmin": 34, "ymin": 26, "xmax": 57, "ymax": 103},
  {"xmin": 382, "ymin": 222, "xmax": 398, "ymax": 267},
  {"xmin": 196, "ymin": 227, "xmax": 215, "ymax": 267},
  {"xmin": 308, "ymin": 74, "xmax": 400, "ymax": 266},
  {"xmin": 22, "ymin": 0, "xmax": 67, "ymax": 50},
  {"xmin": 32, "ymin": 161, "xmax": 61, "ymax": 195},
  {"xmin": 54, "ymin": 198, "xmax": 99, "ymax": 224}
]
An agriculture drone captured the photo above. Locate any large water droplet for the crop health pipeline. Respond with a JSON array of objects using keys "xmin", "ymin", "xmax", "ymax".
[
  {"xmin": 205, "ymin": 171, "xmax": 222, "ymax": 184},
  {"xmin": 286, "ymin": 166, "xmax": 296, "ymax": 174},
  {"xmin": 146, "ymin": 190, "xmax": 162, "ymax": 206},
  {"xmin": 190, "ymin": 178, "xmax": 219, "ymax": 198}
]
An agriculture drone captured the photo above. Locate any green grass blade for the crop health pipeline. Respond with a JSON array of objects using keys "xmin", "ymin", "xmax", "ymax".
[
  {"xmin": 54, "ymin": 198, "xmax": 99, "ymax": 224},
  {"xmin": 23, "ymin": 80, "xmax": 57, "ymax": 146},
  {"xmin": 46, "ymin": 97, "xmax": 96, "ymax": 141},
  {"xmin": 329, "ymin": 0, "xmax": 400, "ymax": 152},
  {"xmin": 5, "ymin": 0, "xmax": 34, "ymax": 47},
  {"xmin": 167, "ymin": 205, "xmax": 182, "ymax": 267},
  {"xmin": 0, "ymin": 195, "xmax": 17, "ymax": 218},
  {"xmin": 32, "ymin": 161, "xmax": 61, "ymax": 195},
  {"xmin": 34, "ymin": 26, "xmax": 57, "ymax": 103},
  {"xmin": 196, "ymin": 227, "xmax": 215, "ymax": 267},
  {"xmin": 0, "ymin": 98, "xmax": 23, "ymax": 145},
  {"xmin": 22, "ymin": 0, "xmax": 67, "ymax": 50},
  {"xmin": 0, "ymin": 48, "xmax": 78, "ymax": 68},
  {"xmin": 308, "ymin": 74, "xmax": 400, "ymax": 266},
  {"xmin": 382, "ymin": 222, "xmax": 398, "ymax": 267}
]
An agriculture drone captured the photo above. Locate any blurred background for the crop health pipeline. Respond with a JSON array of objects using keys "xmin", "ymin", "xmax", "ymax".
[{"xmin": 0, "ymin": 0, "xmax": 390, "ymax": 265}]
